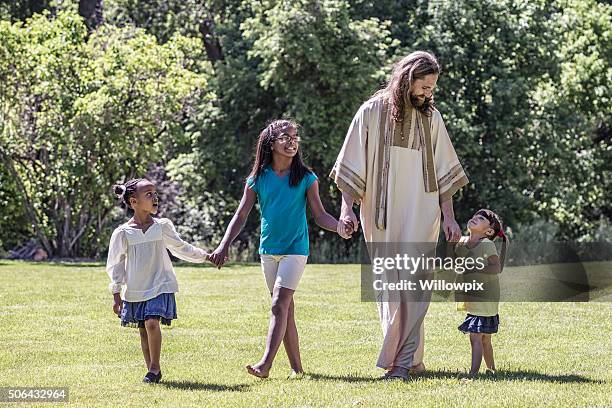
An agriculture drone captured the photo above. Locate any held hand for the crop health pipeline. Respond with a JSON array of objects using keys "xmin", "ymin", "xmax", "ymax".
[
  {"xmin": 340, "ymin": 208, "xmax": 359, "ymax": 235},
  {"xmin": 443, "ymin": 217, "xmax": 461, "ymax": 242},
  {"xmin": 210, "ymin": 245, "xmax": 229, "ymax": 269},
  {"xmin": 336, "ymin": 219, "xmax": 353, "ymax": 239},
  {"xmin": 112, "ymin": 293, "xmax": 122, "ymax": 317}
]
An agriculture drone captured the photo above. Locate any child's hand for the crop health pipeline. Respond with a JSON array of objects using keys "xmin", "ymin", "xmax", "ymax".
[
  {"xmin": 204, "ymin": 252, "xmax": 228, "ymax": 265},
  {"xmin": 337, "ymin": 219, "xmax": 354, "ymax": 239},
  {"xmin": 112, "ymin": 293, "xmax": 122, "ymax": 317},
  {"xmin": 448, "ymin": 235, "xmax": 461, "ymax": 243}
]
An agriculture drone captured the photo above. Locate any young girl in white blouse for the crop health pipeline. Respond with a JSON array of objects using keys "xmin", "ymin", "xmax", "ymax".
[{"xmin": 106, "ymin": 178, "xmax": 210, "ymax": 384}]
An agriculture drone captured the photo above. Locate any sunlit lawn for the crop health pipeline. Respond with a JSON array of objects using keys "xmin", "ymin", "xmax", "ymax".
[{"xmin": 0, "ymin": 260, "xmax": 610, "ymax": 407}]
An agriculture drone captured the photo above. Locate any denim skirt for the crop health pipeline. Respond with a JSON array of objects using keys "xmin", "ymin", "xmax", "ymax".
[
  {"xmin": 458, "ymin": 314, "xmax": 499, "ymax": 334},
  {"xmin": 120, "ymin": 292, "xmax": 177, "ymax": 328}
]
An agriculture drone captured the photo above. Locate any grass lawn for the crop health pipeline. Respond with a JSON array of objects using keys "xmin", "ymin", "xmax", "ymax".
[{"xmin": 0, "ymin": 260, "xmax": 610, "ymax": 407}]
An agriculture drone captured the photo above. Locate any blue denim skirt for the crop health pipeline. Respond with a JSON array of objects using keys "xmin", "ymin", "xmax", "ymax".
[
  {"xmin": 458, "ymin": 314, "xmax": 499, "ymax": 334},
  {"xmin": 120, "ymin": 292, "xmax": 177, "ymax": 328}
]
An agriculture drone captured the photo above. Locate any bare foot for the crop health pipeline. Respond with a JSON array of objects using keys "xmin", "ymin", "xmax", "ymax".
[
  {"xmin": 379, "ymin": 365, "xmax": 395, "ymax": 379},
  {"xmin": 409, "ymin": 362, "xmax": 426, "ymax": 374},
  {"xmin": 246, "ymin": 363, "xmax": 270, "ymax": 379}
]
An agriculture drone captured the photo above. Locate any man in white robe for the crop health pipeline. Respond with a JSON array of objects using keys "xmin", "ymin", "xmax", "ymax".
[{"xmin": 331, "ymin": 51, "xmax": 468, "ymax": 379}]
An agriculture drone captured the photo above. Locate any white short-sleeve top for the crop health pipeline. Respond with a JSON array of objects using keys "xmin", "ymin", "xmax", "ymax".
[{"xmin": 106, "ymin": 217, "xmax": 207, "ymax": 302}]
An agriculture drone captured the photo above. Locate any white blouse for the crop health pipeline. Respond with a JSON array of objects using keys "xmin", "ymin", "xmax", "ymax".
[{"xmin": 106, "ymin": 217, "xmax": 207, "ymax": 302}]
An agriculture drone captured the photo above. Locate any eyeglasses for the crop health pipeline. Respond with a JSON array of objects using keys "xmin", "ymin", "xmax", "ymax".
[{"xmin": 275, "ymin": 134, "xmax": 301, "ymax": 144}]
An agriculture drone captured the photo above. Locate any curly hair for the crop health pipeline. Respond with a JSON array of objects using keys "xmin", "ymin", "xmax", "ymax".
[{"xmin": 113, "ymin": 178, "xmax": 148, "ymax": 214}]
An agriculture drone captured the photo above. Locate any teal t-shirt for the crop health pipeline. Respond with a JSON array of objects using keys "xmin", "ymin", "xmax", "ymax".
[{"xmin": 247, "ymin": 166, "xmax": 318, "ymax": 255}]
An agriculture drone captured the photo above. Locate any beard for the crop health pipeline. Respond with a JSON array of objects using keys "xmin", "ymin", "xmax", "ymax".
[{"xmin": 409, "ymin": 93, "xmax": 431, "ymax": 108}]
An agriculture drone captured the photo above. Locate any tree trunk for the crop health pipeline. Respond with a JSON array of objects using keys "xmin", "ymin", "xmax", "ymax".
[
  {"xmin": 199, "ymin": 15, "xmax": 223, "ymax": 62},
  {"xmin": 0, "ymin": 152, "xmax": 54, "ymax": 256},
  {"xmin": 78, "ymin": 0, "xmax": 103, "ymax": 31}
]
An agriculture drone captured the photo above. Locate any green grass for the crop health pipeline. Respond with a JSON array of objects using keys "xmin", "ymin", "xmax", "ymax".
[{"xmin": 0, "ymin": 260, "xmax": 610, "ymax": 407}]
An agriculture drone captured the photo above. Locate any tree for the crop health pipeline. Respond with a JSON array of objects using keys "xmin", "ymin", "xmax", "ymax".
[
  {"xmin": 165, "ymin": 0, "xmax": 394, "ymax": 259},
  {"xmin": 0, "ymin": 11, "xmax": 208, "ymax": 257},
  {"xmin": 105, "ymin": 0, "xmax": 224, "ymax": 61},
  {"xmin": 79, "ymin": 0, "xmax": 104, "ymax": 31}
]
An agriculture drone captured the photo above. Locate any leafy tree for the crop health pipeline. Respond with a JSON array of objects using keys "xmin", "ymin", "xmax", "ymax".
[
  {"xmin": 412, "ymin": 0, "xmax": 610, "ymax": 239},
  {"xmin": 167, "ymin": 0, "xmax": 393, "ymax": 259},
  {"xmin": 0, "ymin": 11, "xmax": 208, "ymax": 257}
]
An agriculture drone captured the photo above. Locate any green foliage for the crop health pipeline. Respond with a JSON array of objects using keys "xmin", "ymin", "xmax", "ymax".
[
  {"xmin": 242, "ymin": 0, "xmax": 393, "ymax": 165},
  {"xmin": 169, "ymin": 0, "xmax": 393, "ymax": 257},
  {"xmin": 105, "ymin": 0, "xmax": 213, "ymax": 43},
  {"xmin": 0, "ymin": 0, "xmax": 55, "ymax": 22},
  {"xmin": 0, "ymin": 10, "xmax": 208, "ymax": 256},
  {"xmin": 0, "ymin": 0, "xmax": 609, "ymax": 258},
  {"xmin": 406, "ymin": 0, "xmax": 610, "ymax": 239},
  {"xmin": 532, "ymin": 0, "xmax": 611, "ymax": 239},
  {"xmin": 406, "ymin": 0, "xmax": 554, "ymax": 229}
]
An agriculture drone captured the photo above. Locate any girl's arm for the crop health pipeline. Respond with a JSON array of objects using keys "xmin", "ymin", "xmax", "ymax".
[
  {"xmin": 306, "ymin": 180, "xmax": 343, "ymax": 233},
  {"xmin": 210, "ymin": 183, "xmax": 256, "ymax": 268},
  {"xmin": 106, "ymin": 229, "xmax": 127, "ymax": 316},
  {"xmin": 161, "ymin": 219, "xmax": 209, "ymax": 262}
]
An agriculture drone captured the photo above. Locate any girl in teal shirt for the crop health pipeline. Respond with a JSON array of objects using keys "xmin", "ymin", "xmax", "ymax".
[{"xmin": 210, "ymin": 119, "xmax": 352, "ymax": 378}]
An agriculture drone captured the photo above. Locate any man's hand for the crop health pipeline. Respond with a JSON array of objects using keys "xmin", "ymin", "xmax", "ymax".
[
  {"xmin": 112, "ymin": 293, "xmax": 122, "ymax": 317},
  {"xmin": 209, "ymin": 244, "xmax": 230, "ymax": 269},
  {"xmin": 443, "ymin": 217, "xmax": 461, "ymax": 242},
  {"xmin": 340, "ymin": 207, "xmax": 358, "ymax": 235},
  {"xmin": 337, "ymin": 219, "xmax": 354, "ymax": 239}
]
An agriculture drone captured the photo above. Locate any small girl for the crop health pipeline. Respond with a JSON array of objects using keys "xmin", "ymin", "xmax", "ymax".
[
  {"xmin": 106, "ymin": 178, "xmax": 210, "ymax": 383},
  {"xmin": 209, "ymin": 119, "xmax": 352, "ymax": 379},
  {"xmin": 454, "ymin": 209, "xmax": 508, "ymax": 377}
]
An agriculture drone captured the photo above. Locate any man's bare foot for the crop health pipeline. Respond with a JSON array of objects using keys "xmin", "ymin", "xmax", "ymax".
[
  {"xmin": 409, "ymin": 362, "xmax": 426, "ymax": 374},
  {"xmin": 378, "ymin": 365, "xmax": 395, "ymax": 379},
  {"xmin": 246, "ymin": 363, "xmax": 270, "ymax": 379}
]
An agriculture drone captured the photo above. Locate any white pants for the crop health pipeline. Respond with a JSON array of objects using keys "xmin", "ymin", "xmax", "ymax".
[{"xmin": 260, "ymin": 254, "xmax": 308, "ymax": 292}]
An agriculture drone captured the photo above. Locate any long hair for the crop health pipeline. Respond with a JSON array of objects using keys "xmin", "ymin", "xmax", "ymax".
[
  {"xmin": 373, "ymin": 51, "xmax": 440, "ymax": 121},
  {"xmin": 475, "ymin": 209, "xmax": 509, "ymax": 272},
  {"xmin": 248, "ymin": 119, "xmax": 312, "ymax": 187}
]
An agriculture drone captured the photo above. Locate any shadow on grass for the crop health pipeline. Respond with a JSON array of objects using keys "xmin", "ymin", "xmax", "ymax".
[
  {"xmin": 160, "ymin": 380, "xmax": 250, "ymax": 392},
  {"xmin": 309, "ymin": 369, "xmax": 602, "ymax": 384}
]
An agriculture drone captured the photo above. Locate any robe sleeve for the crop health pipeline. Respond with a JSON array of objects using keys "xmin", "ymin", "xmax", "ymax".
[
  {"xmin": 431, "ymin": 110, "xmax": 469, "ymax": 202},
  {"xmin": 329, "ymin": 101, "xmax": 369, "ymax": 203},
  {"xmin": 160, "ymin": 218, "xmax": 208, "ymax": 263},
  {"xmin": 106, "ymin": 228, "xmax": 127, "ymax": 294}
]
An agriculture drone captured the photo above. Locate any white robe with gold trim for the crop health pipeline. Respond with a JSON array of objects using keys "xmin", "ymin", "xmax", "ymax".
[{"xmin": 331, "ymin": 96, "xmax": 468, "ymax": 370}]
